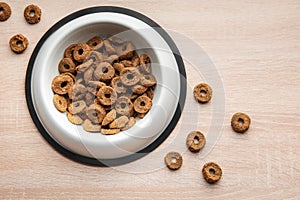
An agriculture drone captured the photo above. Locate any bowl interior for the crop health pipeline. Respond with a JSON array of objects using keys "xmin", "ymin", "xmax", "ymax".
[{"xmin": 31, "ymin": 12, "xmax": 180, "ymax": 159}]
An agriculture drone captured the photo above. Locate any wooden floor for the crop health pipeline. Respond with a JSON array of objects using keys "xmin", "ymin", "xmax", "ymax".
[{"xmin": 0, "ymin": 0, "xmax": 299, "ymax": 199}]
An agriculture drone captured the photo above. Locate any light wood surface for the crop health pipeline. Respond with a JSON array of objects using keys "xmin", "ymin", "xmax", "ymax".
[{"xmin": 0, "ymin": 0, "xmax": 299, "ymax": 199}]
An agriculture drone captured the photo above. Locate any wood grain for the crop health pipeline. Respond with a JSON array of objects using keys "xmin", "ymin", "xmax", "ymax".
[{"xmin": 0, "ymin": 0, "xmax": 299, "ymax": 199}]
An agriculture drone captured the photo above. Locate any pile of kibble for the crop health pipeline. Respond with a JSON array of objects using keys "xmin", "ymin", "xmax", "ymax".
[{"xmin": 51, "ymin": 36, "xmax": 156, "ymax": 134}]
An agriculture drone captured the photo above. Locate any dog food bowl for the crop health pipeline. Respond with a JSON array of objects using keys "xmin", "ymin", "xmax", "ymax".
[{"xmin": 25, "ymin": 6, "xmax": 186, "ymax": 166}]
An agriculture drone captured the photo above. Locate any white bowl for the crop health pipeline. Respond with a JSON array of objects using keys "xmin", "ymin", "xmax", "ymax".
[{"xmin": 25, "ymin": 6, "xmax": 186, "ymax": 166}]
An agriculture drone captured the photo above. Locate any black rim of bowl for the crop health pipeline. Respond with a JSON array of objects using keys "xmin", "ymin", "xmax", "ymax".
[{"xmin": 25, "ymin": 6, "xmax": 187, "ymax": 166}]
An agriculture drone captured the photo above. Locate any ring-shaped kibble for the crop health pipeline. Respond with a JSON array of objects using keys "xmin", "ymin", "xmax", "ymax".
[
  {"xmin": 96, "ymin": 86, "xmax": 117, "ymax": 106},
  {"xmin": 111, "ymin": 76, "xmax": 127, "ymax": 93},
  {"xmin": 115, "ymin": 96, "xmax": 133, "ymax": 116},
  {"xmin": 133, "ymin": 95, "xmax": 152, "ymax": 114},
  {"xmin": 86, "ymin": 104, "xmax": 106, "ymax": 124},
  {"xmin": 120, "ymin": 67, "xmax": 140, "ymax": 86},
  {"xmin": 86, "ymin": 36, "xmax": 103, "ymax": 49},
  {"xmin": 68, "ymin": 84, "xmax": 86, "ymax": 101},
  {"xmin": 186, "ymin": 131, "xmax": 206, "ymax": 152},
  {"xmin": 133, "ymin": 96, "xmax": 152, "ymax": 113},
  {"xmin": 193, "ymin": 83, "xmax": 212, "ymax": 103},
  {"xmin": 231, "ymin": 112, "xmax": 251, "ymax": 133},
  {"xmin": 164, "ymin": 152, "xmax": 183, "ymax": 170},
  {"xmin": 23, "ymin": 4, "xmax": 41, "ymax": 24},
  {"xmin": 9, "ymin": 34, "xmax": 28, "ymax": 54},
  {"xmin": 202, "ymin": 162, "xmax": 222, "ymax": 184},
  {"xmin": 94, "ymin": 62, "xmax": 115, "ymax": 82},
  {"xmin": 51, "ymin": 74, "xmax": 74, "ymax": 95},
  {"xmin": 139, "ymin": 54, "xmax": 151, "ymax": 74},
  {"xmin": 140, "ymin": 74, "xmax": 156, "ymax": 87},
  {"xmin": 0, "ymin": 2, "xmax": 11, "ymax": 21},
  {"xmin": 53, "ymin": 94, "xmax": 67, "ymax": 113},
  {"xmin": 132, "ymin": 85, "xmax": 147, "ymax": 95},
  {"xmin": 58, "ymin": 58, "xmax": 76, "ymax": 74},
  {"xmin": 68, "ymin": 100, "xmax": 86, "ymax": 115},
  {"xmin": 73, "ymin": 43, "xmax": 91, "ymax": 63}
]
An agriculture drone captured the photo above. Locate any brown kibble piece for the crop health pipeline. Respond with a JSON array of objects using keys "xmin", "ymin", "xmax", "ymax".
[
  {"xmin": 86, "ymin": 104, "xmax": 106, "ymax": 124},
  {"xmin": 68, "ymin": 100, "xmax": 86, "ymax": 114},
  {"xmin": 68, "ymin": 84, "xmax": 86, "ymax": 101},
  {"xmin": 186, "ymin": 131, "xmax": 206, "ymax": 152},
  {"xmin": 111, "ymin": 76, "xmax": 126, "ymax": 93},
  {"xmin": 133, "ymin": 96, "xmax": 152, "ymax": 114},
  {"xmin": 96, "ymin": 86, "xmax": 117, "ymax": 106},
  {"xmin": 102, "ymin": 109, "xmax": 116, "ymax": 126},
  {"xmin": 193, "ymin": 83, "xmax": 212, "ymax": 103},
  {"xmin": 63, "ymin": 72, "xmax": 75, "ymax": 81},
  {"xmin": 146, "ymin": 87, "xmax": 155, "ymax": 100},
  {"xmin": 139, "ymin": 54, "xmax": 151, "ymax": 73},
  {"xmin": 9, "ymin": 34, "xmax": 28, "ymax": 54},
  {"xmin": 109, "ymin": 116, "xmax": 129, "ymax": 129},
  {"xmin": 202, "ymin": 162, "xmax": 222, "ymax": 184},
  {"xmin": 87, "ymin": 36, "xmax": 104, "ymax": 49},
  {"xmin": 73, "ymin": 43, "xmax": 91, "ymax": 63},
  {"xmin": 67, "ymin": 112, "xmax": 83, "ymax": 125},
  {"xmin": 140, "ymin": 74, "xmax": 156, "ymax": 87},
  {"xmin": 132, "ymin": 84, "xmax": 148, "ymax": 95},
  {"xmin": 24, "ymin": 4, "xmax": 41, "ymax": 24},
  {"xmin": 64, "ymin": 44, "xmax": 77, "ymax": 60},
  {"xmin": 83, "ymin": 119, "xmax": 101, "ymax": 132},
  {"xmin": 51, "ymin": 74, "xmax": 74, "ymax": 95},
  {"xmin": 113, "ymin": 63, "xmax": 125, "ymax": 73},
  {"xmin": 94, "ymin": 62, "xmax": 115, "ymax": 82},
  {"xmin": 231, "ymin": 112, "xmax": 251, "ymax": 133},
  {"xmin": 101, "ymin": 128, "xmax": 120, "ymax": 135},
  {"xmin": 0, "ymin": 2, "xmax": 11, "ymax": 21},
  {"xmin": 164, "ymin": 152, "xmax": 182, "ymax": 170},
  {"xmin": 120, "ymin": 67, "xmax": 140, "ymax": 86},
  {"xmin": 115, "ymin": 96, "xmax": 133, "ymax": 116},
  {"xmin": 58, "ymin": 58, "xmax": 76, "ymax": 74},
  {"xmin": 53, "ymin": 94, "xmax": 67, "ymax": 112},
  {"xmin": 120, "ymin": 60, "xmax": 134, "ymax": 67}
]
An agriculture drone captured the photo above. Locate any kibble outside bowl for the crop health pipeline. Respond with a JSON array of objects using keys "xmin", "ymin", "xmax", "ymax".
[{"xmin": 25, "ymin": 6, "xmax": 186, "ymax": 166}]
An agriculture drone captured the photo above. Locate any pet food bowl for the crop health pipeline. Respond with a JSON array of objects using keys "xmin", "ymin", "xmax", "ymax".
[{"xmin": 25, "ymin": 6, "xmax": 186, "ymax": 166}]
